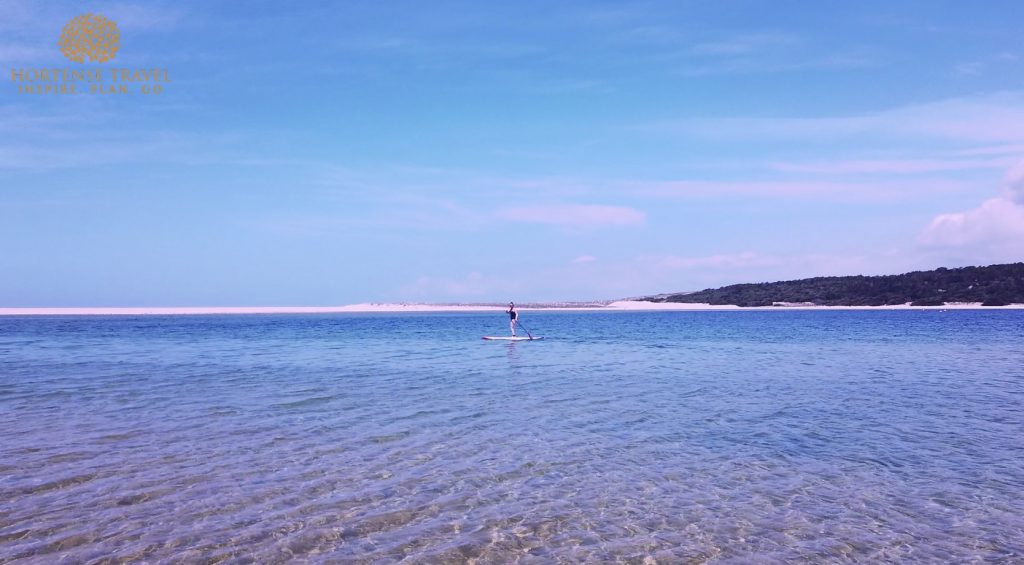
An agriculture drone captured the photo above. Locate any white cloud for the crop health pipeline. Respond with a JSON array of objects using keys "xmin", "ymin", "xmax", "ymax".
[
  {"xmin": 570, "ymin": 255, "xmax": 597, "ymax": 264},
  {"xmin": 920, "ymin": 198, "xmax": 1024, "ymax": 245},
  {"xmin": 496, "ymin": 204, "xmax": 645, "ymax": 227},
  {"xmin": 1005, "ymin": 161, "xmax": 1024, "ymax": 204},
  {"xmin": 917, "ymin": 162, "xmax": 1024, "ymax": 264}
]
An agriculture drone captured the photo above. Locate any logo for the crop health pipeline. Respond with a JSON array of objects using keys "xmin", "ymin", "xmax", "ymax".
[
  {"xmin": 59, "ymin": 13, "xmax": 120, "ymax": 63},
  {"xmin": 10, "ymin": 13, "xmax": 170, "ymax": 96}
]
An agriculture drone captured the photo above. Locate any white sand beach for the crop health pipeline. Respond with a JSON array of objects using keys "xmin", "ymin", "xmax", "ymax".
[{"xmin": 1, "ymin": 301, "xmax": 1022, "ymax": 315}]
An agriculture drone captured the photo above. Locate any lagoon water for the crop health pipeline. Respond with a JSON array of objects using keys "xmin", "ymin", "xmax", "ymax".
[{"xmin": 1, "ymin": 311, "xmax": 1023, "ymax": 563}]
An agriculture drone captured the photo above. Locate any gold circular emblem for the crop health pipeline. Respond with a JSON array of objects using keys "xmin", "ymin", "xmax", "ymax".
[{"xmin": 59, "ymin": 13, "xmax": 120, "ymax": 63}]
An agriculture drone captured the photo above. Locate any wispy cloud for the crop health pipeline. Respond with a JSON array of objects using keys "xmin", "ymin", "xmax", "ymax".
[
  {"xmin": 0, "ymin": 129, "xmax": 259, "ymax": 170},
  {"xmin": 400, "ymin": 271, "xmax": 522, "ymax": 299},
  {"xmin": 953, "ymin": 51, "xmax": 1020, "ymax": 77},
  {"xmin": 0, "ymin": 1, "xmax": 183, "ymax": 35},
  {"xmin": 517, "ymin": 251, "xmax": 888, "ymax": 300},
  {"xmin": 642, "ymin": 92, "xmax": 1024, "ymax": 143},
  {"xmin": 669, "ymin": 31, "xmax": 875, "ymax": 76},
  {"xmin": 676, "ymin": 54, "xmax": 874, "ymax": 76},
  {"xmin": 636, "ymin": 251, "xmax": 881, "ymax": 283},
  {"xmin": 646, "ymin": 251, "xmax": 782, "ymax": 270},
  {"xmin": 770, "ymin": 156, "xmax": 1015, "ymax": 175},
  {"xmin": 496, "ymin": 204, "xmax": 646, "ymax": 227},
  {"xmin": 954, "ymin": 62, "xmax": 985, "ymax": 76},
  {"xmin": 102, "ymin": 3, "xmax": 185, "ymax": 30},
  {"xmin": 605, "ymin": 21, "xmax": 875, "ymax": 76},
  {"xmin": 629, "ymin": 178, "xmax": 975, "ymax": 201},
  {"xmin": 953, "ymin": 143, "xmax": 1024, "ymax": 157},
  {"xmin": 0, "ymin": 0, "xmax": 49, "ymax": 32},
  {"xmin": 690, "ymin": 32, "xmax": 800, "ymax": 55},
  {"xmin": 0, "ymin": 43, "xmax": 52, "ymax": 64},
  {"xmin": 258, "ymin": 197, "xmax": 486, "ymax": 237},
  {"xmin": 570, "ymin": 255, "xmax": 597, "ymax": 264}
]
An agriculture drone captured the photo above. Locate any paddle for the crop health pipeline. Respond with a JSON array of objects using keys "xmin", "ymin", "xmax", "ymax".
[{"xmin": 517, "ymin": 319, "xmax": 534, "ymax": 340}]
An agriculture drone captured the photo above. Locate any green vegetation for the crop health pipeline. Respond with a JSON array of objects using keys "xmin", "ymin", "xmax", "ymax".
[{"xmin": 645, "ymin": 263, "xmax": 1024, "ymax": 307}]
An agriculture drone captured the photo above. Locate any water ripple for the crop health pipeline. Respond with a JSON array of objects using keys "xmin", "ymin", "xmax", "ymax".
[{"xmin": 1, "ymin": 311, "xmax": 1022, "ymax": 562}]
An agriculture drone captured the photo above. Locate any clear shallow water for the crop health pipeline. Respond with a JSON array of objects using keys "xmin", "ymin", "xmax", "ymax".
[{"xmin": 1, "ymin": 311, "xmax": 1023, "ymax": 563}]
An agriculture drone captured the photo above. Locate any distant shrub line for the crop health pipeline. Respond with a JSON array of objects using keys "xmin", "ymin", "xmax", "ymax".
[{"xmin": 646, "ymin": 263, "xmax": 1024, "ymax": 307}]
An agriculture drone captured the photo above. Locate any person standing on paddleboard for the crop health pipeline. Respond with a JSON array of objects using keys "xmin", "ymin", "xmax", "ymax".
[{"xmin": 507, "ymin": 302, "xmax": 518, "ymax": 336}]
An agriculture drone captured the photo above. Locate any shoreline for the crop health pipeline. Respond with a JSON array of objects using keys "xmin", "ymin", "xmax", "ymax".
[{"xmin": 1, "ymin": 300, "xmax": 1022, "ymax": 316}]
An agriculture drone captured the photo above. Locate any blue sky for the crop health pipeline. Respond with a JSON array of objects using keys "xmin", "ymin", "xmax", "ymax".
[{"xmin": 2, "ymin": 0, "xmax": 1023, "ymax": 306}]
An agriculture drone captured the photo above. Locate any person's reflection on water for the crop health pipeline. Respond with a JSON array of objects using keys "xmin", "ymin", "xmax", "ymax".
[{"xmin": 505, "ymin": 340, "xmax": 521, "ymax": 367}]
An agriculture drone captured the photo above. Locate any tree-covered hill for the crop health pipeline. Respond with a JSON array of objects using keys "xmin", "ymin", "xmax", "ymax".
[{"xmin": 644, "ymin": 263, "xmax": 1024, "ymax": 307}]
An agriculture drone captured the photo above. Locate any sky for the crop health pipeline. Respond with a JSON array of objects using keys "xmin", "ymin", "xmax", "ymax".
[{"xmin": 1, "ymin": 0, "xmax": 1023, "ymax": 306}]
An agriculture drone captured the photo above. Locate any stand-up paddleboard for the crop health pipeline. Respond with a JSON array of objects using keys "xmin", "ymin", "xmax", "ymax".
[{"xmin": 482, "ymin": 336, "xmax": 543, "ymax": 341}]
